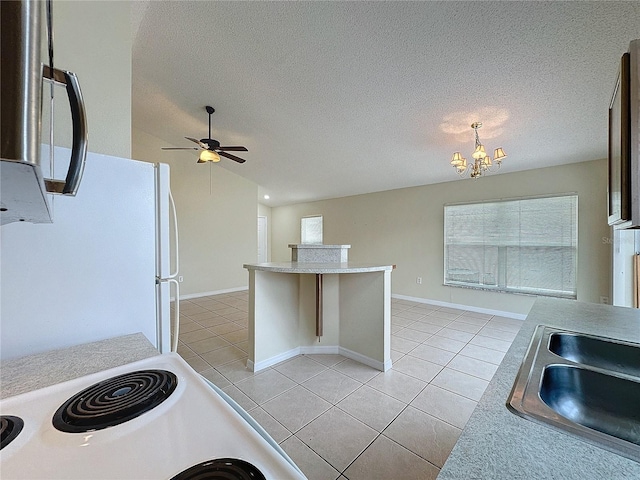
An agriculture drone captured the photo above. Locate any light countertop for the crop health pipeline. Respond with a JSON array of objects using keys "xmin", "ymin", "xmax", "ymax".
[
  {"xmin": 0, "ymin": 333, "xmax": 159, "ymax": 399},
  {"xmin": 438, "ymin": 297, "xmax": 640, "ymax": 479},
  {"xmin": 288, "ymin": 244, "xmax": 351, "ymax": 249},
  {"xmin": 243, "ymin": 262, "xmax": 395, "ymax": 274}
]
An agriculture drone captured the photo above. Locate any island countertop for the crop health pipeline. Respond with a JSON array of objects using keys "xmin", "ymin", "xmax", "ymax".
[
  {"xmin": 243, "ymin": 261, "xmax": 395, "ymax": 274},
  {"xmin": 438, "ymin": 297, "xmax": 640, "ymax": 479}
]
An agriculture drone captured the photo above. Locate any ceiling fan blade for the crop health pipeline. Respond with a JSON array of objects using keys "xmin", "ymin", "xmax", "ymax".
[
  {"xmin": 218, "ymin": 151, "xmax": 246, "ymax": 163},
  {"xmin": 217, "ymin": 146, "xmax": 248, "ymax": 152},
  {"xmin": 185, "ymin": 137, "xmax": 208, "ymax": 149},
  {"xmin": 161, "ymin": 147, "xmax": 199, "ymax": 150}
]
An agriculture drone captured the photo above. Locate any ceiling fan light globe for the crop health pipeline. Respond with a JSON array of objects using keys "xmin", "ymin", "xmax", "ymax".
[{"xmin": 199, "ymin": 150, "xmax": 221, "ymax": 163}]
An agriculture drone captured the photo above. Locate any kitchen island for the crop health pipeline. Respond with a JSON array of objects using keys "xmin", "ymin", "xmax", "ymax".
[
  {"xmin": 243, "ymin": 262, "xmax": 394, "ymax": 372},
  {"xmin": 438, "ymin": 297, "xmax": 640, "ymax": 479}
]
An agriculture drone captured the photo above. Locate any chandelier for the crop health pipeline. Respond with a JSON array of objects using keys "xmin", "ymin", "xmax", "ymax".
[{"xmin": 450, "ymin": 122, "xmax": 507, "ymax": 178}]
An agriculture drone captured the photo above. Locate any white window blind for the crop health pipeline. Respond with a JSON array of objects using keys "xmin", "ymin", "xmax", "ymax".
[{"xmin": 444, "ymin": 194, "xmax": 578, "ymax": 298}]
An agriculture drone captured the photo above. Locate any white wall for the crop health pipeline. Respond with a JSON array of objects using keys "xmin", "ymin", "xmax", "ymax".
[
  {"xmin": 132, "ymin": 129, "xmax": 258, "ymax": 296},
  {"xmin": 48, "ymin": 1, "xmax": 132, "ymax": 158},
  {"xmin": 272, "ymin": 159, "xmax": 612, "ymax": 316}
]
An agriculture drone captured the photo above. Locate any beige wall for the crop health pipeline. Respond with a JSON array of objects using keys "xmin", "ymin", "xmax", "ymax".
[
  {"xmin": 272, "ymin": 159, "xmax": 612, "ymax": 316},
  {"xmin": 49, "ymin": 1, "xmax": 131, "ymax": 158},
  {"xmin": 132, "ymin": 129, "xmax": 258, "ymax": 296}
]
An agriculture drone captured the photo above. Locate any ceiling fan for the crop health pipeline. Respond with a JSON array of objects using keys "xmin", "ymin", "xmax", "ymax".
[{"xmin": 162, "ymin": 106, "xmax": 248, "ymax": 164}]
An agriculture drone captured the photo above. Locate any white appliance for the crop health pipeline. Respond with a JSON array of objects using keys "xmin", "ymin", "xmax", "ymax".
[
  {"xmin": 0, "ymin": 146, "xmax": 179, "ymax": 360},
  {"xmin": 0, "ymin": 353, "xmax": 306, "ymax": 479}
]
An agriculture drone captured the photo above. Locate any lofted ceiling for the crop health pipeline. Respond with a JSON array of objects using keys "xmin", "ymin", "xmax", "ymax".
[{"xmin": 132, "ymin": 1, "xmax": 640, "ymax": 207}]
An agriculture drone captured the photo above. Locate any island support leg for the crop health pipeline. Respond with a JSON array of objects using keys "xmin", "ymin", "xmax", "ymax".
[{"xmin": 316, "ymin": 273, "xmax": 323, "ymax": 339}]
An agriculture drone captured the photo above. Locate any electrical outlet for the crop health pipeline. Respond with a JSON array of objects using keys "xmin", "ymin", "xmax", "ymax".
[
  {"xmin": 599, "ymin": 296, "xmax": 609, "ymax": 305},
  {"xmin": 178, "ymin": 276, "xmax": 184, "ymax": 283},
  {"xmin": 416, "ymin": 277, "xmax": 422, "ymax": 285}
]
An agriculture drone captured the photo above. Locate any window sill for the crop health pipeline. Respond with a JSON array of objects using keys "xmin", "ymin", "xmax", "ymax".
[{"xmin": 443, "ymin": 282, "xmax": 576, "ymax": 300}]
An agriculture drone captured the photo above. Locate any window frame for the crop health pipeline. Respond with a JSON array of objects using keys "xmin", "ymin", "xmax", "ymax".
[
  {"xmin": 301, "ymin": 215, "xmax": 323, "ymax": 244},
  {"xmin": 443, "ymin": 193, "xmax": 578, "ymax": 299}
]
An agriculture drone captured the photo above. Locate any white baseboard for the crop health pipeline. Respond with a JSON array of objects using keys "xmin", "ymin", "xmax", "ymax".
[
  {"xmin": 250, "ymin": 347, "xmax": 301, "ymax": 372},
  {"xmin": 179, "ymin": 286, "xmax": 248, "ymax": 301},
  {"xmin": 391, "ymin": 294, "xmax": 527, "ymax": 320},
  {"xmin": 339, "ymin": 346, "xmax": 392, "ymax": 372},
  {"xmin": 249, "ymin": 345, "xmax": 390, "ymax": 373}
]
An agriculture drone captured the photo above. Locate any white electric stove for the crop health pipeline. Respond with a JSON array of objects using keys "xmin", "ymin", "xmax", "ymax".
[{"xmin": 0, "ymin": 353, "xmax": 306, "ymax": 479}]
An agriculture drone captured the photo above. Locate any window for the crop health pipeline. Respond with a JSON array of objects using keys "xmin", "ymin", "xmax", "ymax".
[
  {"xmin": 444, "ymin": 194, "xmax": 578, "ymax": 298},
  {"xmin": 301, "ymin": 215, "xmax": 323, "ymax": 244}
]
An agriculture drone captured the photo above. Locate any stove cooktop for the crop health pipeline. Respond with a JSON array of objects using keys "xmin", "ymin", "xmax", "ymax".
[{"xmin": 0, "ymin": 353, "xmax": 305, "ymax": 479}]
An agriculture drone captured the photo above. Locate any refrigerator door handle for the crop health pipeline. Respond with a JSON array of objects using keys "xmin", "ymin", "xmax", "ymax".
[
  {"xmin": 168, "ymin": 278, "xmax": 180, "ymax": 352},
  {"xmin": 155, "ymin": 164, "xmax": 180, "ymax": 353},
  {"xmin": 167, "ymin": 189, "xmax": 180, "ymax": 353},
  {"xmin": 167, "ymin": 189, "xmax": 179, "ymax": 279}
]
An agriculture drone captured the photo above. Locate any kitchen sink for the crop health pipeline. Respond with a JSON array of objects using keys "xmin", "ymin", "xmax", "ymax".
[{"xmin": 507, "ymin": 325, "xmax": 640, "ymax": 462}]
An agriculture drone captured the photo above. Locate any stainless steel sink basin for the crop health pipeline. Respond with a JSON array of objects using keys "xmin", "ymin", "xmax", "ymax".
[
  {"xmin": 549, "ymin": 332, "xmax": 640, "ymax": 377},
  {"xmin": 540, "ymin": 365, "xmax": 640, "ymax": 446},
  {"xmin": 507, "ymin": 325, "xmax": 640, "ymax": 462}
]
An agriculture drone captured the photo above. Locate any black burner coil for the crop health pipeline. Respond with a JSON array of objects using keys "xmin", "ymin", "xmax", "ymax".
[
  {"xmin": 0, "ymin": 415, "xmax": 24, "ymax": 450},
  {"xmin": 171, "ymin": 459, "xmax": 267, "ymax": 480},
  {"xmin": 52, "ymin": 369, "xmax": 177, "ymax": 433}
]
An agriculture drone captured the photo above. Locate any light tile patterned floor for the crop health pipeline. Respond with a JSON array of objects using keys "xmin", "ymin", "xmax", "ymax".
[{"xmin": 174, "ymin": 292, "xmax": 522, "ymax": 480}]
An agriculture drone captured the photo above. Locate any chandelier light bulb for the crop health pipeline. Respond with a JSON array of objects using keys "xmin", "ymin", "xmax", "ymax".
[
  {"xmin": 472, "ymin": 144, "xmax": 486, "ymax": 160},
  {"xmin": 450, "ymin": 152, "xmax": 465, "ymax": 166},
  {"xmin": 494, "ymin": 147, "xmax": 507, "ymax": 163}
]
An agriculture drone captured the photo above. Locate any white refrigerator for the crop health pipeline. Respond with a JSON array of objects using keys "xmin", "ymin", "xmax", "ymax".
[{"xmin": 0, "ymin": 147, "xmax": 179, "ymax": 361}]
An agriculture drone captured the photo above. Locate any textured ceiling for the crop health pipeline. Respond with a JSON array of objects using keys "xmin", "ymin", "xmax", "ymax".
[{"xmin": 132, "ymin": 1, "xmax": 640, "ymax": 206}]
